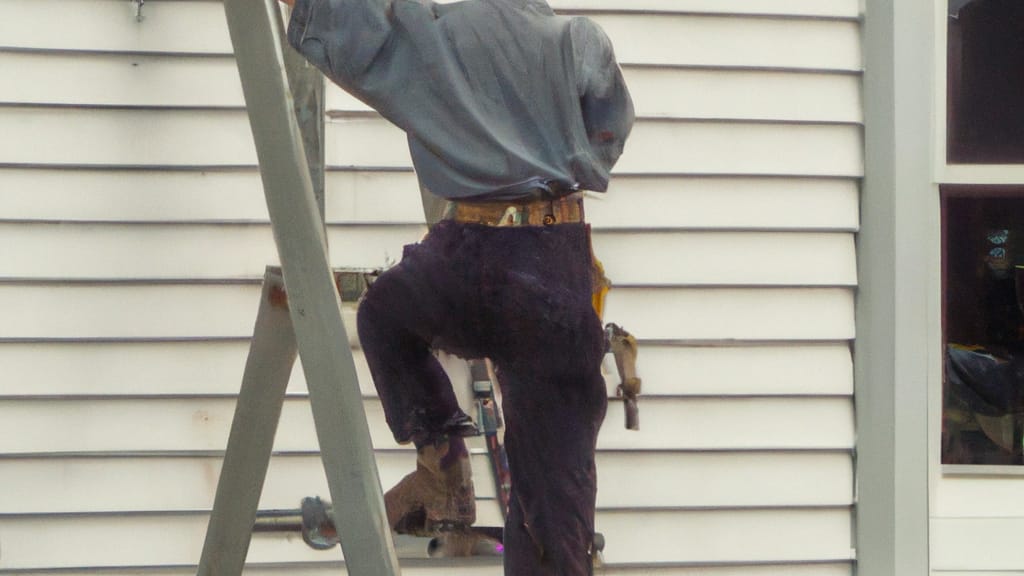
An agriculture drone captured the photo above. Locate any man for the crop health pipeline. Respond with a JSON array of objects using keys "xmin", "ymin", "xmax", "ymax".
[{"xmin": 278, "ymin": 0, "xmax": 633, "ymax": 573}]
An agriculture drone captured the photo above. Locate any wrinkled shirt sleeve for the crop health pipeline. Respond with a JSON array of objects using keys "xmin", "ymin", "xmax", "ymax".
[
  {"xmin": 287, "ymin": 0, "xmax": 439, "ymax": 131},
  {"xmin": 570, "ymin": 17, "xmax": 634, "ymax": 172}
]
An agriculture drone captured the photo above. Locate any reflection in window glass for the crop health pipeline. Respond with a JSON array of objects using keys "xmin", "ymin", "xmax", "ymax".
[
  {"xmin": 943, "ymin": 189, "xmax": 1024, "ymax": 464},
  {"xmin": 947, "ymin": 0, "xmax": 1024, "ymax": 163}
]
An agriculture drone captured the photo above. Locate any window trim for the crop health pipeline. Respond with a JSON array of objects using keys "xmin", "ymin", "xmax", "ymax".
[
  {"xmin": 935, "ymin": 0, "xmax": 1024, "ymax": 474},
  {"xmin": 934, "ymin": 0, "xmax": 1024, "ymax": 182}
]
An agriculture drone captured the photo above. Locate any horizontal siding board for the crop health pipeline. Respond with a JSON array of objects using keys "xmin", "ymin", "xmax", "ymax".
[
  {"xmin": 547, "ymin": 0, "xmax": 860, "ymax": 18},
  {"xmin": 0, "ymin": 341, "xmax": 476, "ymax": 402},
  {"xmin": 613, "ymin": 122, "xmax": 863, "ymax": 177},
  {"xmin": 0, "ymin": 108, "xmax": 256, "ymax": 167},
  {"xmin": 598, "ymin": 508, "xmax": 854, "ymax": 564},
  {"xmin": 0, "ymin": 452, "xmax": 852, "ymax": 514},
  {"xmin": 0, "ymin": 223, "xmax": 425, "ymax": 280},
  {"xmin": 0, "ymin": 168, "xmax": 271, "ymax": 223},
  {"xmin": 326, "ymin": 68, "xmax": 863, "ymax": 123},
  {"xmin": 0, "ymin": 283, "xmax": 267, "ymax": 340},
  {"xmin": 0, "ymin": 225, "xmax": 851, "ymax": 286},
  {"xmin": 0, "ymin": 109, "xmax": 862, "ymax": 177},
  {"xmin": 935, "ymin": 476, "xmax": 1024, "ymax": 518},
  {"xmin": 3, "ymin": 3, "xmax": 858, "ymax": 69},
  {"xmin": 0, "ymin": 51, "xmax": 243, "ymax": 107},
  {"xmin": 0, "ymin": 341, "xmax": 852, "ymax": 398},
  {"xmin": 0, "ymin": 168, "xmax": 428, "ymax": 225},
  {"xmin": 593, "ymin": 452, "xmax": 853, "ymax": 508},
  {"xmin": 622, "ymin": 68, "xmax": 862, "ymax": 123},
  {"xmin": 0, "ymin": 509, "xmax": 852, "ymax": 569},
  {"xmin": 590, "ymin": 15, "xmax": 861, "ymax": 71},
  {"xmin": 2, "ymin": 53, "xmax": 862, "ymax": 126},
  {"xmin": 0, "ymin": 397, "xmax": 854, "ymax": 453},
  {"xmin": 0, "ymin": 284, "xmax": 854, "ymax": 341},
  {"xmin": 0, "ymin": 0, "xmax": 231, "ymax": 54},
  {"xmin": 0, "ymin": 452, "xmax": 501, "ymax": 513},
  {"xmin": 0, "ymin": 340, "xmax": 393, "ymax": 398},
  {"xmin": 324, "ymin": 171, "xmax": 426, "ymax": 223},
  {"xmin": 597, "ymin": 397, "xmax": 853, "ymax": 451},
  {"xmin": 592, "ymin": 231, "xmax": 857, "ymax": 286},
  {"xmin": 604, "ymin": 288, "xmax": 856, "ymax": 341},
  {"xmin": 0, "ymin": 511, "xmax": 492, "ymax": 569},
  {"xmin": 0, "ymin": 340, "xmax": 306, "ymax": 397},
  {"xmin": 590, "ymin": 177, "xmax": 860, "ymax": 231},
  {"xmin": 8, "ymin": 565, "xmax": 853, "ymax": 576},
  {"xmin": 931, "ymin": 518, "xmax": 1024, "ymax": 571},
  {"xmin": 326, "ymin": 118, "xmax": 864, "ymax": 177},
  {"xmin": 937, "ymin": 569, "xmax": 1024, "ymax": 573},
  {"xmin": 0, "ymin": 169, "xmax": 859, "ymax": 232},
  {"xmin": 637, "ymin": 343, "xmax": 853, "ymax": 396}
]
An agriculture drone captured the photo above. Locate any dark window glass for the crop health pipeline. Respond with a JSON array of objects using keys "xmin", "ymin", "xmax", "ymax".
[
  {"xmin": 942, "ymin": 187, "xmax": 1024, "ymax": 464},
  {"xmin": 947, "ymin": 0, "xmax": 1024, "ymax": 163}
]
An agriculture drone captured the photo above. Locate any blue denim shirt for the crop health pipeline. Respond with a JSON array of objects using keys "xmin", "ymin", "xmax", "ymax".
[{"xmin": 288, "ymin": 0, "xmax": 634, "ymax": 201}]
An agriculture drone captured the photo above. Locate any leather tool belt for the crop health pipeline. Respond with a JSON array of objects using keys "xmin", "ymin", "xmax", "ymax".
[{"xmin": 444, "ymin": 192, "xmax": 585, "ymax": 227}]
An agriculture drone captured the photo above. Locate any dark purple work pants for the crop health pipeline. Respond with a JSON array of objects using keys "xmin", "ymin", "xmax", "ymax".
[{"xmin": 357, "ymin": 218, "xmax": 608, "ymax": 575}]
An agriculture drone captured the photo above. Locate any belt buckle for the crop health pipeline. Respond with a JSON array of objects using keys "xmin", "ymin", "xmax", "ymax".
[{"xmin": 499, "ymin": 205, "xmax": 522, "ymax": 226}]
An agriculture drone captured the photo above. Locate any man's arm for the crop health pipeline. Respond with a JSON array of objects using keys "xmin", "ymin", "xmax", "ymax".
[{"xmin": 570, "ymin": 17, "xmax": 634, "ymax": 172}]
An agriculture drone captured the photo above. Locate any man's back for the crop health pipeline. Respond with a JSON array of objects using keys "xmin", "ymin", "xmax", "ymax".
[{"xmin": 288, "ymin": 0, "xmax": 633, "ymax": 200}]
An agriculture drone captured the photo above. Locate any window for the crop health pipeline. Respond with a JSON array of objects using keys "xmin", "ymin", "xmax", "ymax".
[
  {"xmin": 947, "ymin": 0, "xmax": 1024, "ymax": 164},
  {"xmin": 941, "ymin": 0, "xmax": 1024, "ymax": 466},
  {"xmin": 942, "ymin": 189, "xmax": 1024, "ymax": 464}
]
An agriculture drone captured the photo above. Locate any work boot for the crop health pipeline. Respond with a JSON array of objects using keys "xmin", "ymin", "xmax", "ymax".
[{"xmin": 385, "ymin": 437, "xmax": 476, "ymax": 536}]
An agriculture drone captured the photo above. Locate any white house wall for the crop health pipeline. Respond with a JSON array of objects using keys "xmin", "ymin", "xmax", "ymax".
[{"xmin": 0, "ymin": 0, "xmax": 862, "ymax": 574}]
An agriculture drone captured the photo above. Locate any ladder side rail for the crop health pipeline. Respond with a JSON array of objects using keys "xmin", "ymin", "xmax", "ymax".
[
  {"xmin": 198, "ymin": 269, "xmax": 299, "ymax": 576},
  {"xmin": 222, "ymin": 1, "xmax": 400, "ymax": 573},
  {"xmin": 280, "ymin": 18, "xmax": 327, "ymax": 225}
]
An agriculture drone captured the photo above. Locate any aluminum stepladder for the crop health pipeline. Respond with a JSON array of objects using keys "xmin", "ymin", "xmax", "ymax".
[{"xmin": 197, "ymin": 0, "xmax": 400, "ymax": 574}]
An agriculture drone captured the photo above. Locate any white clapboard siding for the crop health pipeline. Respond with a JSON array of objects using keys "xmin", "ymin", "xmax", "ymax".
[
  {"xmin": 0, "ymin": 107, "xmax": 256, "ymax": 167},
  {"xmin": 931, "ymin": 518, "xmax": 1024, "ymax": 571},
  {"xmin": 0, "ymin": 223, "xmax": 424, "ymax": 279},
  {"xmin": 0, "ymin": 451, "xmax": 852, "ymax": 514},
  {"xmin": 0, "ymin": 52, "xmax": 245, "ymax": 108},
  {"xmin": 604, "ymin": 288, "xmax": 855, "ymax": 341},
  {"xmin": 588, "ymin": 177, "xmax": 860, "ymax": 231},
  {"xmin": 590, "ymin": 14, "xmax": 860, "ymax": 70},
  {"xmin": 635, "ymin": 343, "xmax": 854, "ymax": 396},
  {"xmin": 0, "ymin": 223, "xmax": 853, "ymax": 287},
  {"xmin": 8, "ymin": 566, "xmax": 853, "ymax": 576},
  {"xmin": 0, "ymin": 168, "xmax": 428, "ymax": 224},
  {"xmin": 620, "ymin": 68, "xmax": 862, "ymax": 123},
  {"xmin": 0, "ymin": 107, "xmax": 863, "ymax": 176},
  {"xmin": 0, "ymin": 0, "xmax": 232, "ymax": 55},
  {"xmin": 0, "ymin": 341, "xmax": 473, "ymax": 401},
  {"xmin": 327, "ymin": 68, "xmax": 863, "ymax": 124},
  {"xmin": 0, "ymin": 508, "xmax": 852, "ymax": 569},
  {"xmin": 0, "ymin": 284, "xmax": 853, "ymax": 341},
  {"xmin": 324, "ymin": 118, "xmax": 863, "ymax": 176},
  {"xmin": 0, "ymin": 453, "xmax": 502, "ymax": 512},
  {"xmin": 0, "ymin": 0, "xmax": 860, "ymax": 574},
  {"xmin": 0, "ymin": 397, "xmax": 854, "ymax": 454},
  {"xmin": 591, "ymin": 231, "xmax": 857, "ymax": 286},
  {"xmin": 0, "ymin": 168, "xmax": 859, "ymax": 231},
  {"xmin": 935, "ymin": 475, "xmax": 1024, "ymax": 517},
  {"xmin": 546, "ymin": 0, "xmax": 859, "ymax": 18},
  {"xmin": 0, "ymin": 341, "xmax": 851, "ymax": 398},
  {"xmin": 0, "ymin": 1, "xmax": 857, "ymax": 63},
  {"xmin": 1, "ymin": 51, "xmax": 863, "ymax": 125}
]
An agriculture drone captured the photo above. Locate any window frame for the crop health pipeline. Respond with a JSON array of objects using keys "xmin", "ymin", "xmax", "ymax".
[{"xmin": 936, "ymin": 0, "xmax": 1024, "ymax": 475}]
